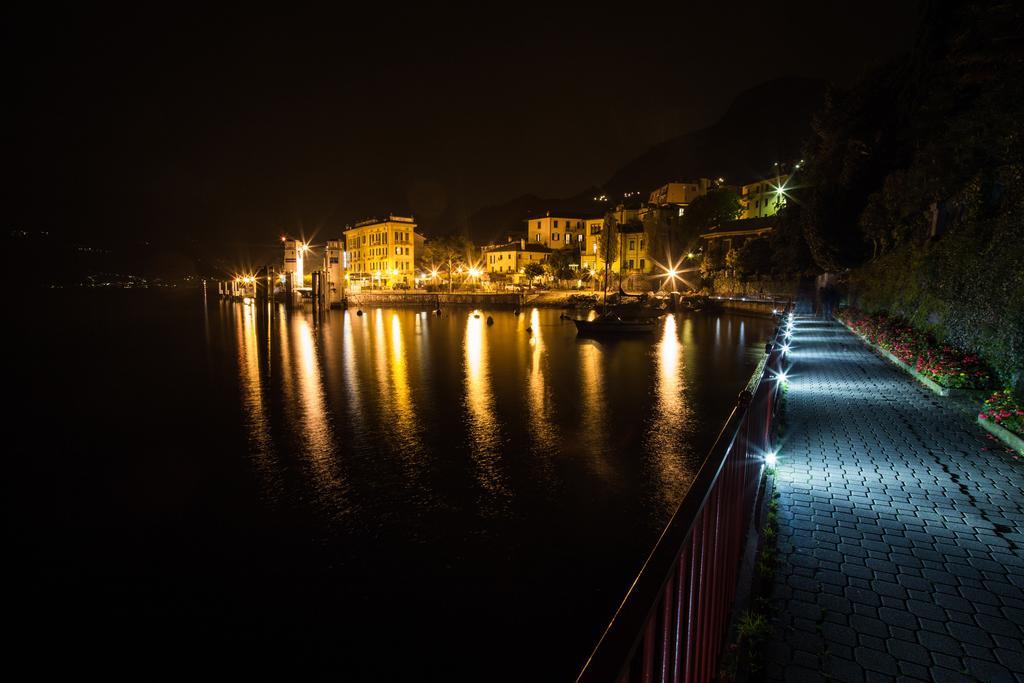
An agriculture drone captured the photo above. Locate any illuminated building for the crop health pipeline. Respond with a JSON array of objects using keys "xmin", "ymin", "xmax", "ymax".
[
  {"xmin": 282, "ymin": 238, "xmax": 305, "ymax": 286},
  {"xmin": 741, "ymin": 174, "xmax": 789, "ymax": 219},
  {"xmin": 323, "ymin": 239, "xmax": 345, "ymax": 306},
  {"xmin": 483, "ymin": 239, "xmax": 552, "ymax": 281},
  {"xmin": 648, "ymin": 179, "xmax": 717, "ymax": 211},
  {"xmin": 610, "ymin": 221, "xmax": 651, "ymax": 280},
  {"xmin": 580, "ymin": 217, "xmax": 605, "ymax": 273},
  {"xmin": 527, "ymin": 212, "xmax": 586, "ymax": 250},
  {"xmin": 344, "ymin": 215, "xmax": 417, "ymax": 289}
]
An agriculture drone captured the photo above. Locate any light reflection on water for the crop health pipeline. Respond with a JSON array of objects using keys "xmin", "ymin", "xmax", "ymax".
[
  {"xmin": 527, "ymin": 307, "xmax": 559, "ymax": 460},
  {"xmin": 648, "ymin": 314, "xmax": 692, "ymax": 512},
  {"xmin": 578, "ymin": 338, "xmax": 608, "ymax": 479},
  {"xmin": 464, "ymin": 310, "xmax": 510, "ymax": 509},
  {"xmin": 228, "ymin": 307, "xmax": 774, "ymax": 528},
  {"xmin": 235, "ymin": 302, "xmax": 278, "ymax": 499},
  {"xmin": 16, "ymin": 290, "xmax": 782, "ymax": 681}
]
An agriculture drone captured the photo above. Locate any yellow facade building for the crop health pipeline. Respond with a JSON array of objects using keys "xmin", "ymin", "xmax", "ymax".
[
  {"xmin": 527, "ymin": 212, "xmax": 586, "ymax": 250},
  {"xmin": 344, "ymin": 215, "xmax": 417, "ymax": 288},
  {"xmin": 611, "ymin": 224, "xmax": 652, "ymax": 280},
  {"xmin": 484, "ymin": 239, "xmax": 552, "ymax": 278},
  {"xmin": 580, "ymin": 217, "xmax": 606, "ymax": 273},
  {"xmin": 742, "ymin": 174, "xmax": 789, "ymax": 219}
]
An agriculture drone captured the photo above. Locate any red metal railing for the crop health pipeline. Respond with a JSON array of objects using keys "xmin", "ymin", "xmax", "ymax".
[{"xmin": 577, "ymin": 317, "xmax": 785, "ymax": 683}]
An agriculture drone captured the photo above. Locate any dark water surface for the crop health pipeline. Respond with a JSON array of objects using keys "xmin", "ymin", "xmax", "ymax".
[{"xmin": 11, "ymin": 289, "xmax": 775, "ymax": 678}]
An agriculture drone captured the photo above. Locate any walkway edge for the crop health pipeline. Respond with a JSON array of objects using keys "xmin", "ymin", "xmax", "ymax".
[
  {"xmin": 835, "ymin": 317, "xmax": 990, "ymax": 401},
  {"xmin": 977, "ymin": 415, "xmax": 1024, "ymax": 455}
]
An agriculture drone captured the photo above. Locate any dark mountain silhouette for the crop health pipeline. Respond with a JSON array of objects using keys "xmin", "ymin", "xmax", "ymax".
[
  {"xmin": 463, "ymin": 77, "xmax": 826, "ymax": 242},
  {"xmin": 464, "ymin": 190, "xmax": 603, "ymax": 243},
  {"xmin": 603, "ymin": 77, "xmax": 826, "ymax": 194}
]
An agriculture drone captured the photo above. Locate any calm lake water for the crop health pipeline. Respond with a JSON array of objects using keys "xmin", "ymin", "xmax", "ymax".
[{"xmin": 11, "ymin": 289, "xmax": 775, "ymax": 678}]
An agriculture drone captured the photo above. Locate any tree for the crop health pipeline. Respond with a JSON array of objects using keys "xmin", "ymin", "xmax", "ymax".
[
  {"xmin": 770, "ymin": 205, "xmax": 817, "ymax": 277},
  {"xmin": 735, "ymin": 238, "xmax": 773, "ymax": 277},
  {"xmin": 422, "ymin": 234, "xmax": 476, "ymax": 292},
  {"xmin": 522, "ymin": 262, "xmax": 545, "ymax": 282},
  {"xmin": 786, "ymin": 0, "xmax": 1024, "ymax": 389},
  {"xmin": 546, "ymin": 248, "xmax": 577, "ymax": 281},
  {"xmin": 597, "ymin": 213, "xmax": 618, "ymax": 265},
  {"xmin": 680, "ymin": 189, "xmax": 743, "ymax": 234}
]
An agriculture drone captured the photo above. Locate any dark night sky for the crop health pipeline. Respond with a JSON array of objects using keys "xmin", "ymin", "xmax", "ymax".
[{"xmin": 6, "ymin": 2, "xmax": 920, "ymax": 253}]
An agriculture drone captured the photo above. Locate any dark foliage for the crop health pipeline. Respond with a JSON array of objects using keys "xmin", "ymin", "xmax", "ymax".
[
  {"xmin": 680, "ymin": 188, "xmax": 743, "ymax": 235},
  {"xmin": 788, "ymin": 0, "xmax": 1024, "ymax": 388}
]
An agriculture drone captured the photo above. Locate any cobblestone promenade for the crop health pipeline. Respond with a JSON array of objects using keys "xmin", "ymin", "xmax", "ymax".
[{"xmin": 765, "ymin": 317, "xmax": 1024, "ymax": 682}]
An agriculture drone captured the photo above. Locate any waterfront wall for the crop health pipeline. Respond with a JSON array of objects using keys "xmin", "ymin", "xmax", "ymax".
[
  {"xmin": 713, "ymin": 297, "xmax": 788, "ymax": 317},
  {"xmin": 349, "ymin": 292, "xmax": 523, "ymax": 307}
]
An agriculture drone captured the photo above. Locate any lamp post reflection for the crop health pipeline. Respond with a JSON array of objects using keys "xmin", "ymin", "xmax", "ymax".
[
  {"xmin": 378, "ymin": 311, "xmax": 425, "ymax": 467},
  {"xmin": 578, "ymin": 338, "xmax": 608, "ymax": 479},
  {"xmin": 648, "ymin": 315, "xmax": 692, "ymax": 513},
  {"xmin": 235, "ymin": 299, "xmax": 279, "ymax": 500},
  {"xmin": 528, "ymin": 308, "xmax": 558, "ymax": 457},
  {"xmin": 464, "ymin": 310, "xmax": 509, "ymax": 509},
  {"xmin": 282, "ymin": 312, "xmax": 346, "ymax": 511}
]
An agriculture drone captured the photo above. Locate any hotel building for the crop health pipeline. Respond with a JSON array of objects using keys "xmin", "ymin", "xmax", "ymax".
[{"xmin": 343, "ymin": 215, "xmax": 417, "ymax": 288}]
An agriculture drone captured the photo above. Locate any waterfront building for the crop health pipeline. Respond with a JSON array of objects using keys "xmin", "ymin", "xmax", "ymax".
[
  {"xmin": 483, "ymin": 238, "xmax": 552, "ymax": 282},
  {"xmin": 610, "ymin": 220, "xmax": 652, "ymax": 284},
  {"xmin": 741, "ymin": 174, "xmax": 789, "ymax": 219},
  {"xmin": 323, "ymin": 239, "xmax": 344, "ymax": 305},
  {"xmin": 282, "ymin": 238, "xmax": 306, "ymax": 287},
  {"xmin": 344, "ymin": 215, "xmax": 417, "ymax": 288},
  {"xmin": 580, "ymin": 217, "xmax": 605, "ymax": 274},
  {"xmin": 527, "ymin": 212, "xmax": 586, "ymax": 250}
]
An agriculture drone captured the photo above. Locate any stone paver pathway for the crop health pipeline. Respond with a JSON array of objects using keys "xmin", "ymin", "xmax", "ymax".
[{"xmin": 764, "ymin": 317, "xmax": 1024, "ymax": 682}]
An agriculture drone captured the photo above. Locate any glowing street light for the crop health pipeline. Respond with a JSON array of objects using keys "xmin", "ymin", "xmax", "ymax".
[{"xmin": 765, "ymin": 451, "xmax": 778, "ymax": 467}]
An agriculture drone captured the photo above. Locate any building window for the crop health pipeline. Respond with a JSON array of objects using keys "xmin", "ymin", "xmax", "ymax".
[
  {"xmin": 554, "ymin": 220, "xmax": 559, "ymax": 228},
  {"xmin": 535, "ymin": 234, "xmax": 541, "ymax": 242},
  {"xmin": 628, "ymin": 259, "xmax": 635, "ymax": 269},
  {"xmin": 629, "ymin": 239, "xmax": 635, "ymax": 250},
  {"xmin": 639, "ymin": 258, "xmax": 645, "ymax": 269},
  {"xmin": 552, "ymin": 233, "xmax": 559, "ymax": 242},
  {"xmin": 639, "ymin": 239, "xmax": 644, "ymax": 250}
]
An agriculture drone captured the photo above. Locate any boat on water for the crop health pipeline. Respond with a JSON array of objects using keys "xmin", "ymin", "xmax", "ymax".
[
  {"xmin": 575, "ymin": 229, "xmax": 665, "ymax": 335},
  {"xmin": 573, "ymin": 310, "xmax": 661, "ymax": 335}
]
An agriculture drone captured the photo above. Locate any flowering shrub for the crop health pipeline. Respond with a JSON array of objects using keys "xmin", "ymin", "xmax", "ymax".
[
  {"xmin": 979, "ymin": 390, "xmax": 1024, "ymax": 437},
  {"xmin": 837, "ymin": 308, "xmax": 993, "ymax": 389}
]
